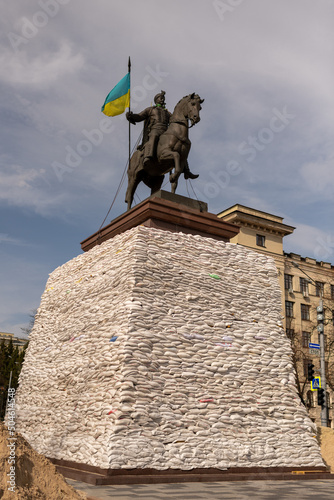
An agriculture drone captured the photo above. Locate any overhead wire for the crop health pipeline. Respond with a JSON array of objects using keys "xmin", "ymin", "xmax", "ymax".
[{"xmin": 188, "ymin": 178, "xmax": 204, "ymax": 212}]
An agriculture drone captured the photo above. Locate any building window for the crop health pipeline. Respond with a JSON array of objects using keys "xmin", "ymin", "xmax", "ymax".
[
  {"xmin": 256, "ymin": 234, "xmax": 265, "ymax": 247},
  {"xmin": 302, "ymin": 331, "xmax": 310, "ymax": 348},
  {"xmin": 315, "ymin": 281, "xmax": 324, "ymax": 297},
  {"xmin": 285, "ymin": 301, "xmax": 294, "ymax": 318},
  {"xmin": 286, "ymin": 328, "xmax": 294, "ymax": 339},
  {"xmin": 301, "ymin": 304, "xmax": 310, "ymax": 321},
  {"xmin": 303, "ymin": 358, "xmax": 313, "ymax": 378},
  {"xmin": 331, "ymin": 285, "xmax": 334, "ymax": 299},
  {"xmin": 284, "ymin": 274, "xmax": 293, "ymax": 290},
  {"xmin": 306, "ymin": 390, "xmax": 314, "ymax": 408},
  {"xmin": 300, "ymin": 278, "xmax": 309, "ymax": 295},
  {"xmin": 326, "ymin": 393, "xmax": 331, "ymax": 409},
  {"xmin": 328, "ymin": 420, "xmax": 332, "ymax": 428}
]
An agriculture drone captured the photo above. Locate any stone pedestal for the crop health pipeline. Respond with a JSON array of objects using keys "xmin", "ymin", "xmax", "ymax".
[
  {"xmin": 15, "ymin": 201, "xmax": 324, "ymax": 476},
  {"xmin": 80, "ymin": 191, "xmax": 239, "ymax": 252}
]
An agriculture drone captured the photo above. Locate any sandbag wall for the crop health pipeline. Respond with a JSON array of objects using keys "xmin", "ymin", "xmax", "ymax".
[{"xmin": 15, "ymin": 225, "xmax": 324, "ymax": 470}]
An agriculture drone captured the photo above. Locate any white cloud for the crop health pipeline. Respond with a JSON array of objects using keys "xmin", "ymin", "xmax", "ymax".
[
  {"xmin": 0, "ymin": 163, "xmax": 67, "ymax": 216},
  {"xmin": 299, "ymin": 155, "xmax": 334, "ymax": 200},
  {"xmin": 0, "ymin": 233, "xmax": 26, "ymax": 246},
  {"xmin": 284, "ymin": 222, "xmax": 334, "ymax": 262},
  {"xmin": 0, "ymin": 40, "xmax": 84, "ymax": 87}
]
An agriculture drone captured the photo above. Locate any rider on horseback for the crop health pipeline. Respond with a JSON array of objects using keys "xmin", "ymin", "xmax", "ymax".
[{"xmin": 126, "ymin": 91, "xmax": 198, "ymax": 180}]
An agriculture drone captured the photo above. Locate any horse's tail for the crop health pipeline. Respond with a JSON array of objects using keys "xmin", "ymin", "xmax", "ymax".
[{"xmin": 125, "ymin": 149, "xmax": 145, "ymax": 209}]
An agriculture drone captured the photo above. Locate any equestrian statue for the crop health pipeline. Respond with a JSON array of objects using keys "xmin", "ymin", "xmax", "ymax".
[{"xmin": 125, "ymin": 90, "xmax": 204, "ymax": 210}]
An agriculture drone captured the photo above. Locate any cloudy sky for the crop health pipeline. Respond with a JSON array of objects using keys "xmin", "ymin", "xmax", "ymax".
[{"xmin": 0, "ymin": 0, "xmax": 333, "ymax": 336}]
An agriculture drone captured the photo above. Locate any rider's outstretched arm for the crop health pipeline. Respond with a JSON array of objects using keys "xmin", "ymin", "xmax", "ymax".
[{"xmin": 126, "ymin": 108, "xmax": 150, "ymax": 124}]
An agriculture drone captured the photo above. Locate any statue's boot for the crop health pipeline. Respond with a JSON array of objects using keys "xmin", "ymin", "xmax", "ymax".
[{"xmin": 184, "ymin": 169, "xmax": 199, "ymax": 180}]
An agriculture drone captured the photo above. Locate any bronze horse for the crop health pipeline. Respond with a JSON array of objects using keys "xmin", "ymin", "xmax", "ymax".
[{"xmin": 125, "ymin": 93, "xmax": 204, "ymax": 210}]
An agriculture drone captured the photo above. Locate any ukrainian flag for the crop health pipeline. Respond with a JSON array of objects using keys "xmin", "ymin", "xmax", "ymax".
[{"xmin": 101, "ymin": 73, "xmax": 130, "ymax": 116}]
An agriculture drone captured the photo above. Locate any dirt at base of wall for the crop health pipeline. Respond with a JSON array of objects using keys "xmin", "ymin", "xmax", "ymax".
[
  {"xmin": 0, "ymin": 423, "xmax": 86, "ymax": 500},
  {"xmin": 318, "ymin": 426, "xmax": 334, "ymax": 472}
]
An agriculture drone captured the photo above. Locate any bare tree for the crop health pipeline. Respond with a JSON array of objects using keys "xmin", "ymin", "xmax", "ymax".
[{"xmin": 20, "ymin": 309, "xmax": 37, "ymax": 337}]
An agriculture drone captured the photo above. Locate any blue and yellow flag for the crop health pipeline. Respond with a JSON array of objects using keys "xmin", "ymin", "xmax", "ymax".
[{"xmin": 101, "ymin": 73, "xmax": 130, "ymax": 116}]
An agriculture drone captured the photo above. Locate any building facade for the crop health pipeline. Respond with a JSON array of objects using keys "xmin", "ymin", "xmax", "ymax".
[
  {"xmin": 218, "ymin": 204, "xmax": 334, "ymax": 427},
  {"xmin": 0, "ymin": 331, "xmax": 27, "ymax": 350}
]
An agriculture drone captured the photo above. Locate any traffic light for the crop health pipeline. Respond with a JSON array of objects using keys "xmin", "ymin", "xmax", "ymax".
[
  {"xmin": 317, "ymin": 303, "xmax": 324, "ymax": 333},
  {"xmin": 317, "ymin": 388, "xmax": 325, "ymax": 407},
  {"xmin": 307, "ymin": 363, "xmax": 315, "ymax": 381}
]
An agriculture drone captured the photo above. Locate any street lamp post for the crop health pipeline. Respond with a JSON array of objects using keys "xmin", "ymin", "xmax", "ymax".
[
  {"xmin": 317, "ymin": 297, "xmax": 328, "ymax": 426},
  {"xmin": 291, "ymin": 261, "xmax": 328, "ymax": 426}
]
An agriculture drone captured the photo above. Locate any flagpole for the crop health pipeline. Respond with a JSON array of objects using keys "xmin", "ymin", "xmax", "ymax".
[{"xmin": 128, "ymin": 56, "xmax": 131, "ymax": 171}]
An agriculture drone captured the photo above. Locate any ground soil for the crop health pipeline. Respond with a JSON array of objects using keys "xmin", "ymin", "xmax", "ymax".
[
  {"xmin": 0, "ymin": 423, "xmax": 86, "ymax": 500},
  {"xmin": 318, "ymin": 426, "xmax": 334, "ymax": 472}
]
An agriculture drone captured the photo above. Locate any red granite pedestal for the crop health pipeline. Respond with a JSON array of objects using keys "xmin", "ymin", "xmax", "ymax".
[
  {"xmin": 80, "ymin": 191, "xmax": 239, "ymax": 252},
  {"xmin": 50, "ymin": 458, "xmax": 332, "ymax": 485}
]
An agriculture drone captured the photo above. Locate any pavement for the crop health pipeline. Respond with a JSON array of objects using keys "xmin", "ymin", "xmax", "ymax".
[{"xmin": 66, "ymin": 478, "xmax": 334, "ymax": 500}]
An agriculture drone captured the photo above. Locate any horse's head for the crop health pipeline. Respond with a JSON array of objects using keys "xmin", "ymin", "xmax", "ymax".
[{"xmin": 186, "ymin": 93, "xmax": 204, "ymax": 126}]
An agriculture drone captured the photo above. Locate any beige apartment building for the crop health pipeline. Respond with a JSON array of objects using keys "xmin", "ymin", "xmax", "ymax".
[
  {"xmin": 0, "ymin": 331, "xmax": 27, "ymax": 350},
  {"xmin": 218, "ymin": 204, "xmax": 334, "ymax": 427}
]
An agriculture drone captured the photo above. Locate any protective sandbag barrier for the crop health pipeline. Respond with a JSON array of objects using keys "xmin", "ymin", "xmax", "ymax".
[{"xmin": 15, "ymin": 226, "xmax": 324, "ymax": 470}]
